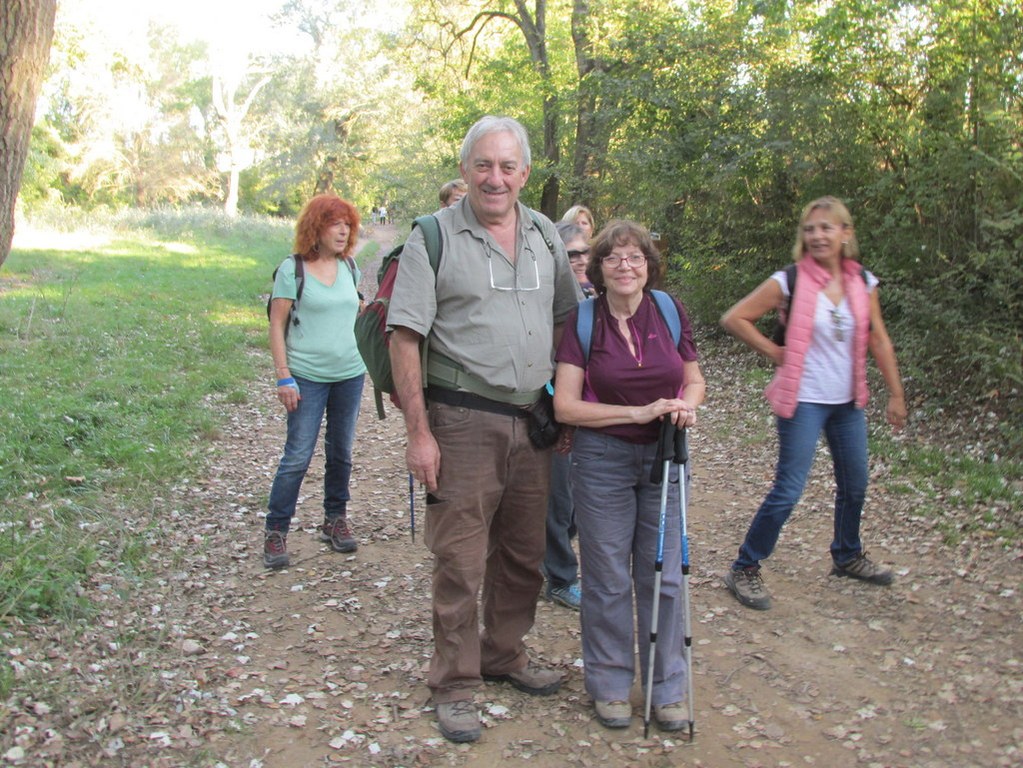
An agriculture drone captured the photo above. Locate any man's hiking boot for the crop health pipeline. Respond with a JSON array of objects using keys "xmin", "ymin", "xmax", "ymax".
[
  {"xmin": 483, "ymin": 661, "xmax": 561, "ymax": 696},
  {"xmin": 320, "ymin": 515, "xmax": 357, "ymax": 553},
  {"xmin": 263, "ymin": 530, "xmax": 290, "ymax": 569},
  {"xmin": 832, "ymin": 552, "xmax": 894, "ymax": 585},
  {"xmin": 724, "ymin": 566, "xmax": 771, "ymax": 610},
  {"xmin": 435, "ymin": 699, "xmax": 480, "ymax": 743}
]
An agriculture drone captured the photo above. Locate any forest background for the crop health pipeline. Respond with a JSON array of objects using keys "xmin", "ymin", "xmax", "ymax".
[
  {"xmin": 8, "ymin": 0, "xmax": 1022, "ymax": 443},
  {"xmin": 4, "ymin": 0, "xmax": 1022, "ymax": 435}
]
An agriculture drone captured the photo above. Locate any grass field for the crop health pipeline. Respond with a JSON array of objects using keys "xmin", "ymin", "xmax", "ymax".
[{"xmin": 0, "ymin": 209, "xmax": 294, "ymax": 628}]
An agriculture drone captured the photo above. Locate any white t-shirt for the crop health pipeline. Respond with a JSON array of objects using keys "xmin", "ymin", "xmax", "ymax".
[{"xmin": 772, "ymin": 269, "xmax": 878, "ymax": 405}]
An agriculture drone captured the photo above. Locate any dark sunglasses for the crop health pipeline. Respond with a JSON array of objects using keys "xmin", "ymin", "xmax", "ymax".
[{"xmin": 567, "ymin": 248, "xmax": 591, "ymax": 259}]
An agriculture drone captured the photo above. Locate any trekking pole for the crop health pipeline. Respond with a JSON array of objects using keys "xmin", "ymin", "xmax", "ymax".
[
  {"xmin": 643, "ymin": 417, "xmax": 676, "ymax": 738},
  {"xmin": 675, "ymin": 425, "xmax": 695, "ymax": 741},
  {"xmin": 408, "ymin": 472, "xmax": 416, "ymax": 543}
]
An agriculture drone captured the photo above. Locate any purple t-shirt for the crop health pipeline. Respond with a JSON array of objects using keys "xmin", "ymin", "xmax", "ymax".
[{"xmin": 556, "ymin": 292, "xmax": 699, "ymax": 444}]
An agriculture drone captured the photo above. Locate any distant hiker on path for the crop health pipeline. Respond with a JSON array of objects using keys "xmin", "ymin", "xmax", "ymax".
[
  {"xmin": 720, "ymin": 195, "xmax": 907, "ymax": 611},
  {"xmin": 387, "ymin": 116, "xmax": 580, "ymax": 743}
]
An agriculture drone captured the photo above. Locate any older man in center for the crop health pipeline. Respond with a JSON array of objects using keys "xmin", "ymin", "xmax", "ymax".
[{"xmin": 388, "ymin": 116, "xmax": 581, "ymax": 743}]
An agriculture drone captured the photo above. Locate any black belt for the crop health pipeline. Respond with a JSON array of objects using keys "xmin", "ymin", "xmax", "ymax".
[{"xmin": 426, "ymin": 386, "xmax": 531, "ymax": 418}]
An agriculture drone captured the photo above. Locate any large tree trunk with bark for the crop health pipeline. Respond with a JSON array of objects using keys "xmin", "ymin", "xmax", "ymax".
[{"xmin": 0, "ymin": 0, "xmax": 57, "ymax": 269}]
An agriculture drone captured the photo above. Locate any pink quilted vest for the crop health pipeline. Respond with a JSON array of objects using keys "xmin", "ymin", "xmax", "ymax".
[{"xmin": 765, "ymin": 257, "xmax": 871, "ymax": 418}]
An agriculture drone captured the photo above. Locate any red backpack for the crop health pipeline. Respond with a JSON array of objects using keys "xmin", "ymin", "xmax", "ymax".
[{"xmin": 354, "ymin": 216, "xmax": 443, "ymax": 418}]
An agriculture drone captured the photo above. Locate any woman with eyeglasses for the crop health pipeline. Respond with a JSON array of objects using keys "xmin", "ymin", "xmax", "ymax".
[
  {"xmin": 553, "ymin": 219, "xmax": 706, "ymax": 731},
  {"xmin": 541, "ymin": 222, "xmax": 595, "ymax": 613},
  {"xmin": 720, "ymin": 196, "xmax": 907, "ymax": 612}
]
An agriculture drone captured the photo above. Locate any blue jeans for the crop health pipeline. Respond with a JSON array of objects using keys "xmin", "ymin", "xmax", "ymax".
[
  {"xmin": 543, "ymin": 451, "xmax": 579, "ymax": 589},
  {"xmin": 734, "ymin": 401, "xmax": 868, "ymax": 569},
  {"xmin": 266, "ymin": 374, "xmax": 364, "ymax": 532}
]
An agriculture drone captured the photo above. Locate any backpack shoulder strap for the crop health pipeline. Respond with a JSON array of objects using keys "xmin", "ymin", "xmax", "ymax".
[
  {"xmin": 650, "ymin": 290, "xmax": 682, "ymax": 346},
  {"xmin": 784, "ymin": 262, "xmax": 797, "ymax": 297},
  {"xmin": 413, "ymin": 215, "xmax": 443, "ymax": 274},
  {"xmin": 576, "ymin": 297, "xmax": 597, "ymax": 363},
  {"xmin": 291, "ymin": 255, "xmax": 305, "ymax": 305},
  {"xmin": 526, "ymin": 209, "xmax": 556, "ymax": 255}
]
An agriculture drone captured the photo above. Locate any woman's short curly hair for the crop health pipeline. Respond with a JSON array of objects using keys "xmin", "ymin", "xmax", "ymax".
[
  {"xmin": 293, "ymin": 194, "xmax": 360, "ymax": 260},
  {"xmin": 584, "ymin": 219, "xmax": 663, "ymax": 294}
]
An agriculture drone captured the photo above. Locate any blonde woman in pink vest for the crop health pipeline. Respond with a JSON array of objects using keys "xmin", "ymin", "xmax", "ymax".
[{"xmin": 720, "ymin": 196, "xmax": 907, "ymax": 610}]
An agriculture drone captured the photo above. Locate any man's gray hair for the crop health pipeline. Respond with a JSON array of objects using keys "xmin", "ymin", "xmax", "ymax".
[{"xmin": 460, "ymin": 116, "xmax": 532, "ymax": 168}]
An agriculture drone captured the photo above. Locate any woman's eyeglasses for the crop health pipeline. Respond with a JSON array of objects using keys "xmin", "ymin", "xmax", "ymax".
[{"xmin": 602, "ymin": 254, "xmax": 647, "ymax": 268}]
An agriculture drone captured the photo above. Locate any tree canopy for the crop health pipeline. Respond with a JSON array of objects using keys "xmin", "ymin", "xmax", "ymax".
[{"xmin": 10, "ymin": 0, "xmax": 1023, "ymax": 423}]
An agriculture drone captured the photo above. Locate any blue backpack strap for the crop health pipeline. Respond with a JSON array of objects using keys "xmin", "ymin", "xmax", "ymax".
[
  {"xmin": 577, "ymin": 292, "xmax": 679, "ymax": 362},
  {"xmin": 650, "ymin": 290, "xmax": 682, "ymax": 346},
  {"xmin": 576, "ymin": 297, "xmax": 597, "ymax": 363}
]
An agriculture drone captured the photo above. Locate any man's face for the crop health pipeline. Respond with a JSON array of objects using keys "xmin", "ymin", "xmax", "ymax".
[{"xmin": 461, "ymin": 130, "xmax": 530, "ymax": 225}]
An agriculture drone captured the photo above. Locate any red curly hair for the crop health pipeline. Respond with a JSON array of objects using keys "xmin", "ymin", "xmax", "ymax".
[{"xmin": 293, "ymin": 194, "xmax": 361, "ymax": 260}]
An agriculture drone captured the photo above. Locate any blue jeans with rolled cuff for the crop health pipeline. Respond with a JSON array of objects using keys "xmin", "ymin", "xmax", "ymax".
[
  {"xmin": 733, "ymin": 401, "xmax": 868, "ymax": 569},
  {"xmin": 266, "ymin": 374, "xmax": 363, "ymax": 533}
]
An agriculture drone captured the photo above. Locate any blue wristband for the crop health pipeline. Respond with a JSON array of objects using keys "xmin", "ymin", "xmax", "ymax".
[{"xmin": 277, "ymin": 377, "xmax": 296, "ymax": 386}]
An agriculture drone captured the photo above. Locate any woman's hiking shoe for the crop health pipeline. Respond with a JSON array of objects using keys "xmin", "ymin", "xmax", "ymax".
[
  {"xmin": 263, "ymin": 530, "xmax": 290, "ymax": 569},
  {"xmin": 320, "ymin": 516, "xmax": 357, "ymax": 553},
  {"xmin": 546, "ymin": 581, "xmax": 582, "ymax": 611},
  {"xmin": 483, "ymin": 661, "xmax": 562, "ymax": 696},
  {"xmin": 594, "ymin": 700, "xmax": 632, "ymax": 729},
  {"xmin": 435, "ymin": 700, "xmax": 480, "ymax": 743},
  {"xmin": 724, "ymin": 566, "xmax": 771, "ymax": 610},
  {"xmin": 654, "ymin": 701, "xmax": 689, "ymax": 732},
  {"xmin": 832, "ymin": 552, "xmax": 894, "ymax": 585}
]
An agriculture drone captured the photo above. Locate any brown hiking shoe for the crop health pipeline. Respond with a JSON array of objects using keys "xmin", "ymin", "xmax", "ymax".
[
  {"xmin": 724, "ymin": 566, "xmax": 771, "ymax": 610},
  {"xmin": 483, "ymin": 661, "xmax": 561, "ymax": 696},
  {"xmin": 263, "ymin": 530, "xmax": 290, "ymax": 569},
  {"xmin": 832, "ymin": 552, "xmax": 894, "ymax": 585},
  {"xmin": 320, "ymin": 515, "xmax": 357, "ymax": 553},
  {"xmin": 435, "ymin": 700, "xmax": 480, "ymax": 743}
]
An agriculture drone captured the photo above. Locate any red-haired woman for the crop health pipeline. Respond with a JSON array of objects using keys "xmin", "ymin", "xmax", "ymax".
[{"xmin": 264, "ymin": 194, "xmax": 366, "ymax": 569}]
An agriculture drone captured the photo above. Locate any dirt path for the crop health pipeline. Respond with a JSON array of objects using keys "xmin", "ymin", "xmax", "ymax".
[{"xmin": 7, "ymin": 224, "xmax": 1018, "ymax": 768}]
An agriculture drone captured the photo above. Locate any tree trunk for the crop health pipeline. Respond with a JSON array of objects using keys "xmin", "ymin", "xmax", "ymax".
[{"xmin": 0, "ymin": 0, "xmax": 57, "ymax": 268}]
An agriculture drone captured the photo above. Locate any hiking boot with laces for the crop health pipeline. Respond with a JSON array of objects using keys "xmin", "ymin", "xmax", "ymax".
[
  {"xmin": 832, "ymin": 552, "xmax": 894, "ymax": 585},
  {"xmin": 483, "ymin": 661, "xmax": 562, "ymax": 696},
  {"xmin": 724, "ymin": 566, "xmax": 771, "ymax": 610},
  {"xmin": 263, "ymin": 530, "xmax": 290, "ymax": 569},
  {"xmin": 435, "ymin": 699, "xmax": 480, "ymax": 743},
  {"xmin": 320, "ymin": 515, "xmax": 357, "ymax": 553}
]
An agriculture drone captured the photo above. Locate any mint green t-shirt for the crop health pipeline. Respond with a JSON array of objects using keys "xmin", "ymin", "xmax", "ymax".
[{"xmin": 272, "ymin": 257, "xmax": 367, "ymax": 382}]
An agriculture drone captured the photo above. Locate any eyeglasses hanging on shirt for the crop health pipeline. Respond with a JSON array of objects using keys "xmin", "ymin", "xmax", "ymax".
[{"xmin": 487, "ymin": 253, "xmax": 541, "ymax": 292}]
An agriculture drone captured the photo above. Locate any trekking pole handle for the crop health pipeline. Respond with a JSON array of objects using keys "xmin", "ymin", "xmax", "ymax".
[
  {"xmin": 650, "ymin": 417, "xmax": 675, "ymax": 485},
  {"xmin": 675, "ymin": 424, "xmax": 689, "ymax": 466}
]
